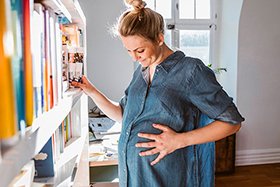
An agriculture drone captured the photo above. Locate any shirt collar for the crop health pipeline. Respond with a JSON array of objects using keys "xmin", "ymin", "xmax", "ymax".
[
  {"xmin": 157, "ymin": 50, "xmax": 185, "ymax": 73},
  {"xmin": 141, "ymin": 50, "xmax": 185, "ymax": 79}
]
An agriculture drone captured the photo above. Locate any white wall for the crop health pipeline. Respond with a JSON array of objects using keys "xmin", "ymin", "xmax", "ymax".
[
  {"xmin": 236, "ymin": 0, "xmax": 280, "ymax": 165},
  {"xmin": 216, "ymin": 0, "xmax": 243, "ymax": 102},
  {"xmin": 79, "ymin": 0, "xmax": 134, "ymax": 109}
]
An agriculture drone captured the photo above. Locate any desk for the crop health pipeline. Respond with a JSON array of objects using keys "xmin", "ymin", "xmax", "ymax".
[
  {"xmin": 89, "ymin": 134, "xmax": 119, "ymax": 167},
  {"xmin": 89, "ymin": 119, "xmax": 120, "ymax": 184}
]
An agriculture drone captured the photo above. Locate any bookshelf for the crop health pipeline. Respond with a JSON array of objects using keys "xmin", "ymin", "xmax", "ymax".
[{"xmin": 0, "ymin": 0, "xmax": 88, "ymax": 186}]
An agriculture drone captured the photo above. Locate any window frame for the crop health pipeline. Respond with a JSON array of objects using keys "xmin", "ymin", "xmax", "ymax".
[{"xmin": 150, "ymin": 0, "xmax": 218, "ymax": 65}]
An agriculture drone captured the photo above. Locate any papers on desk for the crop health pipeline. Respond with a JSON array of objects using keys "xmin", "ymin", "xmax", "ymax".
[
  {"xmin": 89, "ymin": 122, "xmax": 121, "ymax": 164},
  {"xmin": 89, "ymin": 138, "xmax": 118, "ymax": 163}
]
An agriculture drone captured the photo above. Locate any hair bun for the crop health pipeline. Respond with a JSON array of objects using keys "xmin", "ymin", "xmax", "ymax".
[{"xmin": 125, "ymin": 0, "xmax": 147, "ymax": 11}]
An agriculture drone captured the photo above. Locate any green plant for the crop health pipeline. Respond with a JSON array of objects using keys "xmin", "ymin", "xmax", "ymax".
[{"xmin": 208, "ymin": 64, "xmax": 227, "ymax": 74}]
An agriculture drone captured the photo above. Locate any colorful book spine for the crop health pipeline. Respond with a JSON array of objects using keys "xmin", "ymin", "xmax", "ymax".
[
  {"xmin": 49, "ymin": 11, "xmax": 58, "ymax": 108},
  {"xmin": 32, "ymin": 5, "xmax": 43, "ymax": 118},
  {"xmin": 58, "ymin": 124, "xmax": 64, "ymax": 154},
  {"xmin": 63, "ymin": 119, "xmax": 67, "ymax": 143},
  {"xmin": 43, "ymin": 9, "xmax": 50, "ymax": 111},
  {"xmin": 55, "ymin": 18, "xmax": 63, "ymax": 104},
  {"xmin": 66, "ymin": 115, "xmax": 70, "ymax": 142},
  {"xmin": 11, "ymin": 0, "xmax": 26, "ymax": 131},
  {"xmin": 35, "ymin": 4, "xmax": 46, "ymax": 113},
  {"xmin": 23, "ymin": 0, "xmax": 34, "ymax": 126},
  {"xmin": 54, "ymin": 126, "xmax": 61, "ymax": 161},
  {"xmin": 0, "ymin": 0, "xmax": 18, "ymax": 142}
]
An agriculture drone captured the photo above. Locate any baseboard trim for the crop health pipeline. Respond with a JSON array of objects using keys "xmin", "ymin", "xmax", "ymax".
[{"xmin": 236, "ymin": 148, "xmax": 280, "ymax": 166}]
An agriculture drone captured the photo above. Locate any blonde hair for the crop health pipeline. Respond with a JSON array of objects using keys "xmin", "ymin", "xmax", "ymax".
[{"xmin": 116, "ymin": 0, "xmax": 165, "ymax": 43}]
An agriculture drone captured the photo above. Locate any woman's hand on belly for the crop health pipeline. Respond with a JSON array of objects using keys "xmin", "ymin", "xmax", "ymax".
[{"xmin": 135, "ymin": 123, "xmax": 184, "ymax": 166}]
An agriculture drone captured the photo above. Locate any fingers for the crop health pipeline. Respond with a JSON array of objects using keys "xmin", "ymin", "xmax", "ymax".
[
  {"xmin": 71, "ymin": 81, "xmax": 79, "ymax": 87},
  {"xmin": 138, "ymin": 148, "xmax": 167, "ymax": 166},
  {"xmin": 71, "ymin": 75, "xmax": 90, "ymax": 88},
  {"xmin": 152, "ymin": 123, "xmax": 170, "ymax": 132},
  {"xmin": 136, "ymin": 124, "xmax": 173, "ymax": 166},
  {"xmin": 151, "ymin": 152, "xmax": 166, "ymax": 166},
  {"xmin": 71, "ymin": 81, "xmax": 84, "ymax": 89},
  {"xmin": 139, "ymin": 148, "xmax": 160, "ymax": 157},
  {"xmin": 138, "ymin": 133, "xmax": 157, "ymax": 140},
  {"xmin": 135, "ymin": 141, "xmax": 157, "ymax": 148},
  {"xmin": 81, "ymin": 75, "xmax": 88, "ymax": 84}
]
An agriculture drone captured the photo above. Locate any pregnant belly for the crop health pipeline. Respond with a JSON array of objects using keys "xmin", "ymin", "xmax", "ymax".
[
  {"xmin": 124, "ymin": 120, "xmax": 189, "ymax": 186},
  {"xmin": 125, "ymin": 121, "xmax": 162, "ymax": 164}
]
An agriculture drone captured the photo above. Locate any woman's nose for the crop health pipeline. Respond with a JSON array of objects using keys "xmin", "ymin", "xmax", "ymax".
[{"xmin": 131, "ymin": 52, "xmax": 140, "ymax": 61}]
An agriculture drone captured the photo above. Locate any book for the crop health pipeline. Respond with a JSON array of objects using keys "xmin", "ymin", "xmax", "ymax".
[
  {"xmin": 33, "ymin": 137, "xmax": 55, "ymax": 177},
  {"xmin": 32, "ymin": 5, "xmax": 44, "ymax": 118},
  {"xmin": 11, "ymin": 0, "xmax": 26, "ymax": 131},
  {"xmin": 71, "ymin": 103, "xmax": 81, "ymax": 137},
  {"xmin": 65, "ymin": 114, "xmax": 71, "ymax": 142},
  {"xmin": 23, "ymin": 0, "xmax": 34, "ymax": 126},
  {"xmin": 0, "ymin": 0, "xmax": 18, "ymax": 143},
  {"xmin": 58, "ymin": 123, "xmax": 65, "ymax": 154},
  {"xmin": 53, "ymin": 125, "xmax": 60, "ymax": 162},
  {"xmin": 43, "ymin": 9, "xmax": 51, "ymax": 111},
  {"xmin": 33, "ymin": 3, "xmax": 46, "ymax": 114},
  {"xmin": 49, "ymin": 11, "xmax": 58, "ymax": 108},
  {"xmin": 55, "ymin": 16, "xmax": 63, "ymax": 103},
  {"xmin": 61, "ymin": 45, "xmax": 69, "ymax": 93}
]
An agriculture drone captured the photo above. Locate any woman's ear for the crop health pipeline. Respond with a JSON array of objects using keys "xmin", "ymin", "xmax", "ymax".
[{"xmin": 158, "ymin": 33, "xmax": 164, "ymax": 46}]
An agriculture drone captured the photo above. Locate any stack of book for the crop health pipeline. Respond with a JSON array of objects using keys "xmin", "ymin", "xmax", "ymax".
[
  {"xmin": 0, "ymin": 0, "xmax": 85, "ymax": 147},
  {"xmin": 0, "ymin": 0, "xmax": 88, "ymax": 186}
]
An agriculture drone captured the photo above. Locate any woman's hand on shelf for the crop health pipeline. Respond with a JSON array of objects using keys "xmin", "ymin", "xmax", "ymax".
[{"xmin": 71, "ymin": 75, "xmax": 97, "ymax": 96}]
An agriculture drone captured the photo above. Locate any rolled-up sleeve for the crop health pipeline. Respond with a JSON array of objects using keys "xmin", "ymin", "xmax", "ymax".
[
  {"xmin": 216, "ymin": 103, "xmax": 244, "ymax": 124},
  {"xmin": 188, "ymin": 60, "xmax": 244, "ymax": 124}
]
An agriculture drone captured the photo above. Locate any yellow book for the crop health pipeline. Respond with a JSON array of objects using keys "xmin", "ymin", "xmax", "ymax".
[
  {"xmin": 23, "ymin": 0, "xmax": 34, "ymax": 126},
  {"xmin": 0, "ymin": 0, "xmax": 18, "ymax": 140}
]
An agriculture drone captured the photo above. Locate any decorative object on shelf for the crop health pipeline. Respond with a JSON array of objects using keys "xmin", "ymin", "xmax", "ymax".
[{"xmin": 34, "ymin": 137, "xmax": 55, "ymax": 178}]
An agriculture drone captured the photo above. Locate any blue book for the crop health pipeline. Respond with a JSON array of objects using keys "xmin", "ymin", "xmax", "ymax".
[
  {"xmin": 34, "ymin": 137, "xmax": 55, "ymax": 177},
  {"xmin": 11, "ymin": 0, "xmax": 26, "ymax": 131}
]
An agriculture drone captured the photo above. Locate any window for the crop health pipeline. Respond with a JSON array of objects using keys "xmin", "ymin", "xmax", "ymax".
[{"xmin": 146, "ymin": 0, "xmax": 217, "ymax": 66}]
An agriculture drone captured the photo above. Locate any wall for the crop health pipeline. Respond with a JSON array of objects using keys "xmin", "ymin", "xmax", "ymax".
[
  {"xmin": 236, "ymin": 0, "xmax": 280, "ymax": 165},
  {"xmin": 216, "ymin": 0, "xmax": 243, "ymax": 102},
  {"xmin": 79, "ymin": 0, "xmax": 134, "ymax": 109}
]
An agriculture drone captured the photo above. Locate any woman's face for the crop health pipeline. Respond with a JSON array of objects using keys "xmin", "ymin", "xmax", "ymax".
[{"xmin": 121, "ymin": 35, "xmax": 163, "ymax": 68}]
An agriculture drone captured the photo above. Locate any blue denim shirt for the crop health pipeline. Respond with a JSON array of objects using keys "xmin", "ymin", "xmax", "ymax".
[{"xmin": 118, "ymin": 51, "xmax": 244, "ymax": 187}]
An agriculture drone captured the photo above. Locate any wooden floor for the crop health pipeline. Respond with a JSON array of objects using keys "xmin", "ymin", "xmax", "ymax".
[{"xmin": 215, "ymin": 163, "xmax": 280, "ymax": 187}]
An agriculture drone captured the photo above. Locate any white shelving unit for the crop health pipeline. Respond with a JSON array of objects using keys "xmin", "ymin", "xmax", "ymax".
[{"xmin": 0, "ymin": 0, "xmax": 89, "ymax": 186}]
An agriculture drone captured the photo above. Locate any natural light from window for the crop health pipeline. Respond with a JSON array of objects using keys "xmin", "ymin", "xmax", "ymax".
[
  {"xmin": 179, "ymin": 0, "xmax": 210, "ymax": 19},
  {"xmin": 180, "ymin": 30, "xmax": 210, "ymax": 64},
  {"xmin": 145, "ymin": 0, "xmax": 213, "ymax": 65}
]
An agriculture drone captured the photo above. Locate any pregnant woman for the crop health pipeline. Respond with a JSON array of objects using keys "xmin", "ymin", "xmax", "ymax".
[{"xmin": 72, "ymin": 0, "xmax": 245, "ymax": 186}]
